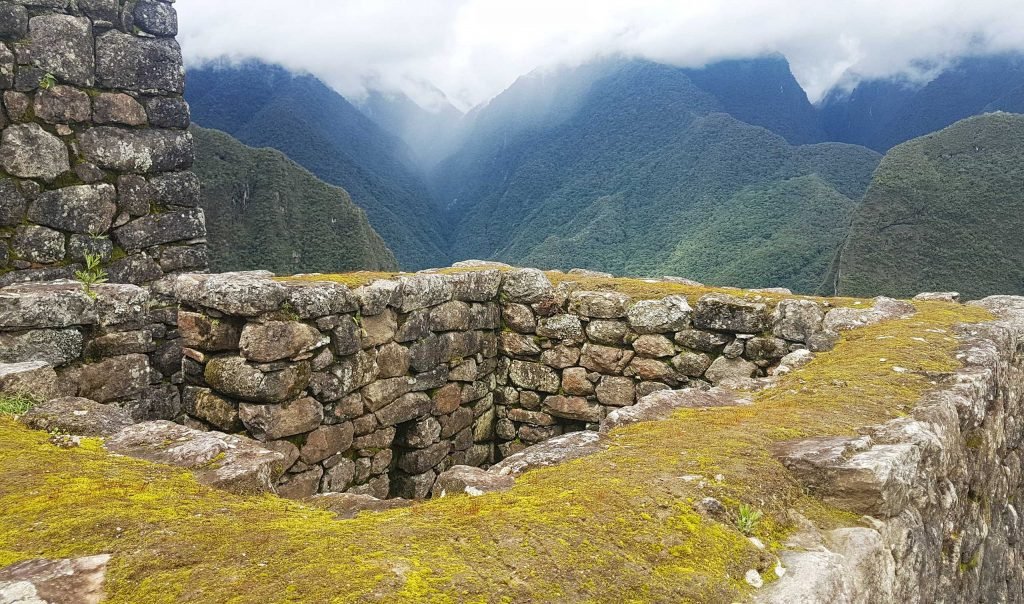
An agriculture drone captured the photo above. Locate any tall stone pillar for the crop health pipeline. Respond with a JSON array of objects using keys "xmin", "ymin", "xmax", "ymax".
[{"xmin": 0, "ymin": 0, "xmax": 206, "ymax": 287}]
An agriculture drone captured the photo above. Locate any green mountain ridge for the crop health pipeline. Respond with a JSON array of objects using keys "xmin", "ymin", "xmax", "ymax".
[
  {"xmin": 837, "ymin": 112, "xmax": 1024, "ymax": 299},
  {"xmin": 192, "ymin": 126, "xmax": 398, "ymax": 274}
]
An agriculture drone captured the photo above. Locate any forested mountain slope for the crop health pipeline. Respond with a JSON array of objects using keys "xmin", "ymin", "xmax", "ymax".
[
  {"xmin": 192, "ymin": 126, "xmax": 398, "ymax": 274},
  {"xmin": 837, "ymin": 112, "xmax": 1024, "ymax": 299},
  {"xmin": 186, "ymin": 62, "xmax": 449, "ymax": 269}
]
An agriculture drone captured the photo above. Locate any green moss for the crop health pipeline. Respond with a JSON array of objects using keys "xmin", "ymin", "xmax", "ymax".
[{"xmin": 0, "ymin": 301, "xmax": 993, "ymax": 602}]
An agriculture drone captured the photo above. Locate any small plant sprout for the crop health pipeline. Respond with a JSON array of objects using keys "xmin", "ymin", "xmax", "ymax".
[
  {"xmin": 736, "ymin": 503, "xmax": 763, "ymax": 535},
  {"xmin": 39, "ymin": 72, "xmax": 57, "ymax": 90},
  {"xmin": 0, "ymin": 392, "xmax": 37, "ymax": 417},
  {"xmin": 74, "ymin": 253, "xmax": 108, "ymax": 299}
]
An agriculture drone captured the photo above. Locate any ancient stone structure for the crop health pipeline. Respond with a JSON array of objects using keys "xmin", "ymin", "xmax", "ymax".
[{"xmin": 0, "ymin": 0, "xmax": 206, "ymax": 289}]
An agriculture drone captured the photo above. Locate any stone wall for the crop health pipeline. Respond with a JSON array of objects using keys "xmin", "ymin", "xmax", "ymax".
[
  {"xmin": 0, "ymin": 0, "xmax": 205, "ymax": 288},
  {"xmin": 168, "ymin": 268, "xmax": 847, "ymax": 499}
]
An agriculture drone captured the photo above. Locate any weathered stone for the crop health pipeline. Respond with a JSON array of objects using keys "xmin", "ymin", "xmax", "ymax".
[
  {"xmin": 0, "ymin": 180, "xmax": 24, "ymax": 227},
  {"xmin": 632, "ymin": 334, "xmax": 676, "ymax": 358},
  {"xmin": 149, "ymin": 171, "xmax": 200, "ymax": 208},
  {"xmin": 0, "ymin": 554, "xmax": 111, "ymax": 604},
  {"xmin": 397, "ymin": 440, "xmax": 450, "ymax": 474},
  {"xmin": 80, "ymin": 126, "xmax": 192, "ymax": 173},
  {"xmin": 83, "ymin": 329, "xmax": 155, "ymax": 358},
  {"xmin": 28, "ymin": 184, "xmax": 117, "ymax": 235},
  {"xmin": 144, "ymin": 95, "xmax": 190, "ymax": 129},
  {"xmin": 501, "ymin": 268, "xmax": 552, "ymax": 303},
  {"xmin": 308, "ymin": 492, "xmax": 411, "ymax": 519},
  {"xmin": 392, "ymin": 470, "xmax": 436, "ymax": 499},
  {"xmin": 823, "ymin": 297, "xmax": 916, "ymax": 333},
  {"xmin": 105, "ymin": 420, "xmax": 284, "ymax": 494},
  {"xmin": 745, "ymin": 337, "xmax": 789, "ymax": 362},
  {"xmin": 568, "ymin": 290, "xmax": 632, "ymax": 318},
  {"xmin": 362, "ymin": 376, "xmax": 414, "ymax": 412},
  {"xmin": 96, "ymin": 31, "xmax": 183, "ymax": 93},
  {"xmin": 770, "ymin": 349, "xmax": 815, "ymax": 376},
  {"xmin": 283, "ymin": 281, "xmax": 357, "ymax": 319},
  {"xmin": 543, "ymin": 395, "xmax": 602, "ymax": 422},
  {"xmin": 428, "ymin": 300, "xmax": 471, "ymax": 331},
  {"xmin": 674, "ymin": 328, "xmax": 732, "ymax": 353},
  {"xmin": 398, "ymin": 274, "xmax": 451, "ymax": 312},
  {"xmin": 585, "ymin": 319, "xmax": 628, "ymax": 345},
  {"xmin": 66, "ymin": 235, "xmax": 113, "ymax": 264},
  {"xmin": 772, "ymin": 299, "xmax": 826, "ymax": 343},
  {"xmin": 502, "ymin": 303, "xmax": 536, "ymax": 333},
  {"xmin": 670, "ymin": 351, "xmax": 713, "ymax": 377},
  {"xmin": 375, "ymin": 391, "xmax": 431, "ymax": 427},
  {"xmin": 204, "ymin": 356, "xmax": 309, "ymax": 404},
  {"xmin": 693, "ymin": 293, "xmax": 770, "ymax": 334},
  {"xmin": 913, "ymin": 292, "xmax": 961, "ymax": 303},
  {"xmin": 636, "ymin": 381, "xmax": 672, "ymax": 398},
  {"xmin": 30, "ymin": 14, "xmax": 94, "ymax": 86},
  {"xmin": 472, "ymin": 406, "xmax": 495, "ymax": 441},
  {"xmin": 434, "ymin": 465, "xmax": 515, "ymax": 497},
  {"xmin": 499, "ymin": 331, "xmax": 541, "ymax": 357},
  {"xmin": 113, "ymin": 207, "xmax": 205, "ymax": 251},
  {"xmin": 0, "ymin": 329, "xmax": 82, "ymax": 366},
  {"xmin": 134, "ymin": 0, "xmax": 178, "ymax": 36},
  {"xmin": 540, "ymin": 345, "xmax": 579, "ymax": 369},
  {"xmin": 79, "ymin": 0, "xmax": 119, "ymax": 22},
  {"xmin": 300, "ymin": 423, "xmax": 354, "ymax": 465},
  {"xmin": 174, "ymin": 272, "xmax": 286, "ymax": 317},
  {"xmin": 431, "ymin": 382, "xmax": 463, "ymax": 416},
  {"xmin": 491, "ymin": 431, "xmax": 606, "ymax": 477},
  {"xmin": 397, "ymin": 416, "xmax": 441, "ymax": 448},
  {"xmin": 19, "ymin": 395, "xmax": 131, "ymax": 438},
  {"xmin": 561, "ymin": 366, "xmax": 595, "ymax": 396},
  {"xmin": 721, "ymin": 338, "xmax": 744, "ymax": 359},
  {"xmin": 704, "ymin": 356, "xmax": 757, "ymax": 385},
  {"xmin": 625, "ymin": 357, "xmax": 675, "ymax": 381},
  {"xmin": 595, "ymin": 375, "xmax": 635, "ymax": 407},
  {"xmin": 63, "ymin": 354, "xmax": 148, "ymax": 403},
  {"xmin": 508, "ymin": 360, "xmax": 560, "ymax": 393},
  {"xmin": 4, "ymin": 90, "xmax": 29, "ymax": 121},
  {"xmin": 277, "ymin": 466, "xmax": 324, "ymax": 499},
  {"xmin": 238, "ymin": 397, "xmax": 323, "ymax": 441},
  {"xmin": 602, "ymin": 388, "xmax": 750, "ymax": 432},
  {"xmin": 376, "ymin": 342, "xmax": 410, "ymax": 379},
  {"xmin": 352, "ymin": 425, "xmax": 396, "ymax": 451},
  {"xmin": 353, "ymin": 279, "xmax": 400, "ymax": 316},
  {"xmin": 177, "ymin": 311, "xmax": 240, "ymax": 351},
  {"xmin": 0, "ymin": 360, "xmax": 59, "ymax": 400},
  {"xmin": 627, "ymin": 296, "xmax": 692, "ymax": 334},
  {"xmin": 185, "ymin": 388, "xmax": 240, "ymax": 432},
  {"xmin": 361, "ymin": 309, "xmax": 397, "ymax": 347},
  {"xmin": 156, "ymin": 244, "xmax": 207, "ymax": 273},
  {"xmin": 11, "ymin": 225, "xmax": 63, "ymax": 263},
  {"xmin": 239, "ymin": 320, "xmax": 325, "ymax": 363},
  {"xmin": 0, "ymin": 123, "xmax": 69, "ymax": 181},
  {"xmin": 327, "ymin": 349, "xmax": 378, "ymax": 397},
  {"xmin": 449, "ymin": 269, "xmax": 502, "ymax": 302},
  {"xmin": 579, "ymin": 343, "xmax": 634, "ymax": 374},
  {"xmin": 536, "ymin": 314, "xmax": 585, "ymax": 343},
  {"xmin": 0, "ymin": 3, "xmax": 27, "ymax": 40},
  {"xmin": 102, "ymin": 253, "xmax": 161, "ymax": 285},
  {"xmin": 33, "ymin": 85, "xmax": 91, "ymax": 123}
]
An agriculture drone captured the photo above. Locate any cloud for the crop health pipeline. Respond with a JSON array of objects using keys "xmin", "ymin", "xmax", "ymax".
[{"xmin": 176, "ymin": 0, "xmax": 1024, "ymax": 110}]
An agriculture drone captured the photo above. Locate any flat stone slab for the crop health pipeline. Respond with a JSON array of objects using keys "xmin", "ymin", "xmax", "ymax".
[
  {"xmin": 0, "ymin": 361, "xmax": 59, "ymax": 400},
  {"xmin": 601, "ymin": 387, "xmax": 751, "ymax": 433},
  {"xmin": 20, "ymin": 397, "xmax": 132, "ymax": 437},
  {"xmin": 104, "ymin": 421, "xmax": 285, "ymax": 495},
  {"xmin": 307, "ymin": 493, "xmax": 412, "ymax": 519},
  {"xmin": 0, "ymin": 554, "xmax": 110, "ymax": 604},
  {"xmin": 434, "ymin": 465, "xmax": 515, "ymax": 497},
  {"xmin": 489, "ymin": 431, "xmax": 608, "ymax": 477}
]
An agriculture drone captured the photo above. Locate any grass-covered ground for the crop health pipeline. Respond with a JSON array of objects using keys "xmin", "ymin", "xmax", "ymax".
[{"xmin": 0, "ymin": 300, "xmax": 990, "ymax": 603}]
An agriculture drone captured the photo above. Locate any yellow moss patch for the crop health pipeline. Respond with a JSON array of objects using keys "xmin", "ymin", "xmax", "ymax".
[{"xmin": 0, "ymin": 302, "xmax": 991, "ymax": 602}]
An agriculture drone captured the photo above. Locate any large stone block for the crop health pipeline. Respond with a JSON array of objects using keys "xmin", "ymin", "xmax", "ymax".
[
  {"xmin": 95, "ymin": 31, "xmax": 184, "ymax": 93},
  {"xmin": 33, "ymin": 85, "xmax": 91, "ymax": 124},
  {"xmin": 144, "ymin": 95, "xmax": 190, "ymax": 129},
  {"xmin": 595, "ymin": 375, "xmax": 635, "ymax": 407},
  {"xmin": 239, "ymin": 320, "xmax": 325, "ymax": 363},
  {"xmin": 28, "ymin": 184, "xmax": 117, "ymax": 235},
  {"xmin": 113, "ymin": 207, "xmax": 205, "ymax": 251},
  {"xmin": 92, "ymin": 92, "xmax": 148, "ymax": 126},
  {"xmin": 134, "ymin": 0, "xmax": 178, "ymax": 36},
  {"xmin": 204, "ymin": 356, "xmax": 310, "ymax": 404},
  {"xmin": 178, "ymin": 311, "xmax": 240, "ymax": 351},
  {"xmin": 507, "ymin": 360, "xmax": 560, "ymax": 393},
  {"xmin": 299, "ymin": 423, "xmax": 354, "ymax": 465},
  {"xmin": 772, "ymin": 299, "xmax": 826, "ymax": 343},
  {"xmin": 0, "ymin": 282, "xmax": 95, "ymax": 329},
  {"xmin": 29, "ymin": 14, "xmax": 94, "ymax": 86},
  {"xmin": 0, "ymin": 123, "xmax": 69, "ymax": 181},
  {"xmin": 0, "ymin": 3, "xmax": 27, "ymax": 40},
  {"xmin": 184, "ymin": 387, "xmax": 240, "ymax": 432},
  {"xmin": 693, "ymin": 293, "xmax": 770, "ymax": 334},
  {"xmin": 627, "ymin": 296, "xmax": 692, "ymax": 334},
  {"xmin": 79, "ymin": 126, "xmax": 193, "ymax": 173},
  {"xmin": 501, "ymin": 268, "xmax": 552, "ymax": 303},
  {"xmin": 238, "ymin": 396, "xmax": 323, "ymax": 441},
  {"xmin": 174, "ymin": 272, "xmax": 286, "ymax": 317},
  {"xmin": 398, "ymin": 274, "xmax": 452, "ymax": 313},
  {"xmin": 568, "ymin": 291, "xmax": 632, "ymax": 319},
  {"xmin": 0, "ymin": 179, "xmax": 24, "ymax": 227},
  {"xmin": 11, "ymin": 225, "xmax": 63, "ymax": 263},
  {"xmin": 0, "ymin": 360, "xmax": 59, "ymax": 399},
  {"xmin": 0, "ymin": 329, "xmax": 82, "ymax": 366},
  {"xmin": 62, "ymin": 353, "xmax": 149, "ymax": 403},
  {"xmin": 20, "ymin": 396, "xmax": 133, "ymax": 437}
]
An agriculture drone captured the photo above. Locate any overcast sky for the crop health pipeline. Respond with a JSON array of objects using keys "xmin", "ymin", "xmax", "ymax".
[{"xmin": 176, "ymin": 0, "xmax": 1024, "ymax": 112}]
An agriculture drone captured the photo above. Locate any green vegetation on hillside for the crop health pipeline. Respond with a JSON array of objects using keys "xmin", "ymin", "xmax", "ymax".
[
  {"xmin": 0, "ymin": 299, "xmax": 991, "ymax": 602},
  {"xmin": 193, "ymin": 127, "xmax": 398, "ymax": 274},
  {"xmin": 838, "ymin": 112, "xmax": 1024, "ymax": 299}
]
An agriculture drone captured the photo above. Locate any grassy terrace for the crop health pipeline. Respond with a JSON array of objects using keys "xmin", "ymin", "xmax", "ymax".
[{"xmin": 0, "ymin": 294, "xmax": 992, "ymax": 603}]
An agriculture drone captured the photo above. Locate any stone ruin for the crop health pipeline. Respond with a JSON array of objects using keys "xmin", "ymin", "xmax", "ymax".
[{"xmin": 3, "ymin": 1, "xmax": 1024, "ymax": 602}]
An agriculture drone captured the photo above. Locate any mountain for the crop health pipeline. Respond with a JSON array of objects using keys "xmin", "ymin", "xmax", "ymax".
[
  {"xmin": 820, "ymin": 54, "xmax": 1024, "ymax": 152},
  {"xmin": 432, "ymin": 59, "xmax": 880, "ymax": 293},
  {"xmin": 185, "ymin": 61, "xmax": 449, "ymax": 270},
  {"xmin": 192, "ymin": 126, "xmax": 398, "ymax": 274},
  {"xmin": 357, "ymin": 90, "xmax": 464, "ymax": 171},
  {"xmin": 837, "ymin": 112, "xmax": 1024, "ymax": 299}
]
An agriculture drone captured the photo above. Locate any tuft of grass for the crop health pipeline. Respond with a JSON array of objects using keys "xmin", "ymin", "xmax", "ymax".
[
  {"xmin": 736, "ymin": 504, "xmax": 763, "ymax": 536},
  {"xmin": 0, "ymin": 393, "xmax": 37, "ymax": 417}
]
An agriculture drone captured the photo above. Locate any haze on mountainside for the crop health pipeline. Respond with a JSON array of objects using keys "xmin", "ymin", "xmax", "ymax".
[{"xmin": 178, "ymin": 0, "xmax": 1024, "ymax": 298}]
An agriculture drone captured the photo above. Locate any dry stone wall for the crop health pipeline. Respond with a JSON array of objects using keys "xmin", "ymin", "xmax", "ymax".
[
  {"xmin": 167, "ymin": 268, "xmax": 845, "ymax": 499},
  {"xmin": 0, "ymin": 0, "xmax": 206, "ymax": 289}
]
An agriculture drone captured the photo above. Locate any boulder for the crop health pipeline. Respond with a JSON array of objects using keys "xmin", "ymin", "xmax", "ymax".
[
  {"xmin": 238, "ymin": 397, "xmax": 323, "ymax": 441},
  {"xmin": 448, "ymin": 270, "xmax": 502, "ymax": 302},
  {"xmin": 693, "ymin": 293, "xmax": 770, "ymax": 334},
  {"xmin": 428, "ymin": 300, "xmax": 471, "ymax": 331},
  {"xmin": 353, "ymin": 279, "xmax": 401, "ymax": 316},
  {"xmin": 579, "ymin": 343, "xmax": 634, "ymax": 374},
  {"xmin": 595, "ymin": 375, "xmax": 636, "ymax": 406},
  {"xmin": 913, "ymin": 292, "xmax": 961, "ymax": 303},
  {"xmin": 602, "ymin": 388, "xmax": 751, "ymax": 432},
  {"xmin": 20, "ymin": 397, "xmax": 132, "ymax": 437},
  {"xmin": 501, "ymin": 268, "xmax": 553, "ymax": 303},
  {"xmin": 0, "ymin": 361, "xmax": 59, "ymax": 400},
  {"xmin": 239, "ymin": 321, "xmax": 326, "ymax": 363},
  {"xmin": 561, "ymin": 367, "xmax": 595, "ymax": 396},
  {"xmin": 490, "ymin": 431, "xmax": 607, "ymax": 477},
  {"xmin": 62, "ymin": 354, "xmax": 149, "ymax": 403},
  {"xmin": 204, "ymin": 357, "xmax": 310, "ymax": 404},
  {"xmin": 770, "ymin": 349, "xmax": 815, "ymax": 377},
  {"xmin": 674, "ymin": 329, "xmax": 731, "ymax": 353},
  {"xmin": 434, "ymin": 465, "xmax": 515, "ymax": 497},
  {"xmin": 105, "ymin": 421, "xmax": 285, "ymax": 494},
  {"xmin": 568, "ymin": 291, "xmax": 632, "ymax": 319},
  {"xmin": 501, "ymin": 303, "xmax": 536, "ymax": 333},
  {"xmin": 80, "ymin": 127, "xmax": 192, "ymax": 173},
  {"xmin": 670, "ymin": 351, "xmax": 713, "ymax": 377},
  {"xmin": 0, "ymin": 554, "xmax": 111, "ymax": 604},
  {"xmin": 299, "ymin": 423, "xmax": 355, "ymax": 465},
  {"xmin": 397, "ymin": 274, "xmax": 452, "ymax": 312},
  {"xmin": 627, "ymin": 296, "xmax": 692, "ymax": 333},
  {"xmin": 0, "ymin": 329, "xmax": 83, "ymax": 367},
  {"xmin": 585, "ymin": 319, "xmax": 628, "ymax": 345},
  {"xmin": 632, "ymin": 334, "xmax": 676, "ymax": 358}
]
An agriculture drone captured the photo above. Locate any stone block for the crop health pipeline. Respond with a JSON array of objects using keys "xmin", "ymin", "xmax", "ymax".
[
  {"xmin": 693, "ymin": 293, "xmax": 770, "ymax": 334},
  {"xmin": 95, "ymin": 31, "xmax": 183, "ymax": 93},
  {"xmin": 0, "ymin": 360, "xmax": 58, "ymax": 399},
  {"xmin": 238, "ymin": 396, "xmax": 323, "ymax": 441},
  {"xmin": 0, "ymin": 123, "xmax": 69, "ymax": 181},
  {"xmin": 29, "ymin": 14, "xmax": 93, "ymax": 86},
  {"xmin": 28, "ymin": 184, "xmax": 117, "ymax": 235},
  {"xmin": 204, "ymin": 356, "xmax": 310, "ymax": 404},
  {"xmin": 80, "ymin": 126, "xmax": 193, "ymax": 173}
]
